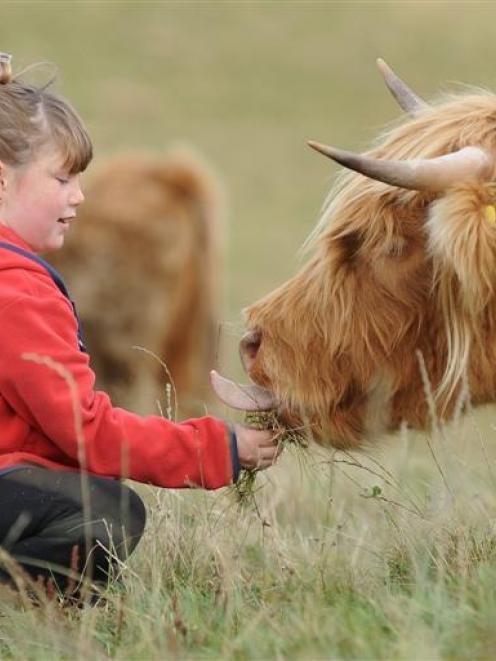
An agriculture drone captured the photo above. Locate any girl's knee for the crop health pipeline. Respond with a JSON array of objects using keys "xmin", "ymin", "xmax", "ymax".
[
  {"xmin": 91, "ymin": 482, "xmax": 146, "ymax": 556},
  {"xmin": 120, "ymin": 486, "xmax": 146, "ymax": 552}
]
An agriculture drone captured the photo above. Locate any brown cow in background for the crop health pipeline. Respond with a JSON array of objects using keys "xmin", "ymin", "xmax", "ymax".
[{"xmin": 51, "ymin": 149, "xmax": 223, "ymax": 417}]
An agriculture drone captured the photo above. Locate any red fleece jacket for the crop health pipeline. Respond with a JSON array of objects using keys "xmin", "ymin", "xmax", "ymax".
[{"xmin": 0, "ymin": 225, "xmax": 233, "ymax": 489}]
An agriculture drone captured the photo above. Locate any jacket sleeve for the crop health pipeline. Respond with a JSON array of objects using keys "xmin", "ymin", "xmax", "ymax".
[{"xmin": 0, "ymin": 292, "xmax": 233, "ymax": 489}]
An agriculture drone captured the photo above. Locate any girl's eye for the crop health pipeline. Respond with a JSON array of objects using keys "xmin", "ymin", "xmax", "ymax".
[{"xmin": 56, "ymin": 177, "xmax": 69, "ymax": 184}]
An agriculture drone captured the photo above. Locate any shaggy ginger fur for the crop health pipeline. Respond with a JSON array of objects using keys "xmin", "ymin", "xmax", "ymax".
[
  {"xmin": 51, "ymin": 150, "xmax": 223, "ymax": 417},
  {"xmin": 245, "ymin": 91, "xmax": 496, "ymax": 448}
]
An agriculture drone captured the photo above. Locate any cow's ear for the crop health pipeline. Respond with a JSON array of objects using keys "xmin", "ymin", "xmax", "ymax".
[{"xmin": 427, "ymin": 181, "xmax": 496, "ymax": 316}]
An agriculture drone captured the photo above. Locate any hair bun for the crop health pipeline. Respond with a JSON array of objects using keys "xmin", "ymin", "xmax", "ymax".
[{"xmin": 0, "ymin": 53, "xmax": 12, "ymax": 84}]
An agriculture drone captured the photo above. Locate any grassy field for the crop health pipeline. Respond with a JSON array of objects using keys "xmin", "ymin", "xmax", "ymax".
[
  {"xmin": 4, "ymin": 417, "xmax": 496, "ymax": 659},
  {"xmin": 3, "ymin": 1, "xmax": 496, "ymax": 658}
]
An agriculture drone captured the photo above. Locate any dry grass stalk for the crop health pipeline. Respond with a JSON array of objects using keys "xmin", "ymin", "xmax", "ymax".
[
  {"xmin": 21, "ymin": 353, "xmax": 95, "ymax": 604},
  {"xmin": 132, "ymin": 346, "xmax": 178, "ymax": 421}
]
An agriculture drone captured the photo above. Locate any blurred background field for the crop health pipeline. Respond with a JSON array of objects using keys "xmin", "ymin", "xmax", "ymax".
[
  {"xmin": 6, "ymin": 2, "xmax": 496, "ymax": 336},
  {"xmin": 4, "ymin": 1, "xmax": 496, "ymax": 385},
  {"xmin": 4, "ymin": 2, "xmax": 496, "ymax": 658}
]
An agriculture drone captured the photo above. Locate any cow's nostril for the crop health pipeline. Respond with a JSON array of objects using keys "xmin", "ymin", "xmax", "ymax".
[{"xmin": 240, "ymin": 330, "xmax": 262, "ymax": 368}]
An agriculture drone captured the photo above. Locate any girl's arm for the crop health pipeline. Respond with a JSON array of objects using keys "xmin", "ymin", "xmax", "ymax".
[{"xmin": 0, "ymin": 290, "xmax": 236, "ymax": 489}]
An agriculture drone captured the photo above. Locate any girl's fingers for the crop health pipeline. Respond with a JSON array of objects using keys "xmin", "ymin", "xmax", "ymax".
[
  {"xmin": 237, "ymin": 428, "xmax": 283, "ymax": 470},
  {"xmin": 254, "ymin": 447, "xmax": 280, "ymax": 466},
  {"xmin": 258, "ymin": 436, "xmax": 279, "ymax": 447}
]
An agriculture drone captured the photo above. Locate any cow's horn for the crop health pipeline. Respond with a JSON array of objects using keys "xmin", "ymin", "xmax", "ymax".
[
  {"xmin": 376, "ymin": 58, "xmax": 429, "ymax": 115},
  {"xmin": 307, "ymin": 142, "xmax": 493, "ymax": 192},
  {"xmin": 210, "ymin": 370, "xmax": 276, "ymax": 411}
]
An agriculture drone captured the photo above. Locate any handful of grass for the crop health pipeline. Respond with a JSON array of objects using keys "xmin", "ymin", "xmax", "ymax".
[{"xmin": 234, "ymin": 410, "xmax": 307, "ymax": 506}]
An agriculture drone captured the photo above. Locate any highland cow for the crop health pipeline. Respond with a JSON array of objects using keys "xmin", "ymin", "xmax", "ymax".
[
  {"xmin": 51, "ymin": 150, "xmax": 222, "ymax": 417},
  {"xmin": 212, "ymin": 60, "xmax": 496, "ymax": 449}
]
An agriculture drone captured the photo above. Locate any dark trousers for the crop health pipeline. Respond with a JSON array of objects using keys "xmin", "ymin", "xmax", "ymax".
[{"xmin": 0, "ymin": 466, "xmax": 146, "ymax": 592}]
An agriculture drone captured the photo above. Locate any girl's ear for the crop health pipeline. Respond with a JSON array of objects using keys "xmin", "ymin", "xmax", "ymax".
[{"xmin": 0, "ymin": 162, "xmax": 6, "ymax": 195}]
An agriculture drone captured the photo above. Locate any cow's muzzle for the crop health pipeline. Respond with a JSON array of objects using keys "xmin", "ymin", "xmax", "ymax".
[{"xmin": 209, "ymin": 329, "xmax": 276, "ymax": 411}]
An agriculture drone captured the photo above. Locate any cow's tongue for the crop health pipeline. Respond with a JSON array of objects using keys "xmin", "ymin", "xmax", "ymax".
[{"xmin": 210, "ymin": 370, "xmax": 276, "ymax": 411}]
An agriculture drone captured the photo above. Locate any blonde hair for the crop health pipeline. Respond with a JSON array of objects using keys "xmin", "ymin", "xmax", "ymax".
[{"xmin": 0, "ymin": 53, "xmax": 92, "ymax": 173}]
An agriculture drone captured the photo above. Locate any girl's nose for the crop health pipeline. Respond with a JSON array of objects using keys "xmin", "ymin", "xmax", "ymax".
[{"xmin": 70, "ymin": 186, "xmax": 85, "ymax": 206}]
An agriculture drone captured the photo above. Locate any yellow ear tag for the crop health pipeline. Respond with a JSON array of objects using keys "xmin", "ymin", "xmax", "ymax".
[{"xmin": 485, "ymin": 205, "xmax": 496, "ymax": 224}]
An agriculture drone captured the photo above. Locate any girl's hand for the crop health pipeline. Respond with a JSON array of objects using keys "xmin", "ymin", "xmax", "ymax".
[{"xmin": 233, "ymin": 423, "xmax": 282, "ymax": 471}]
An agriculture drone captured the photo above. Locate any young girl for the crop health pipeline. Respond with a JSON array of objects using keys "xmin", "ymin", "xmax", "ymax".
[{"xmin": 0, "ymin": 53, "xmax": 279, "ymax": 595}]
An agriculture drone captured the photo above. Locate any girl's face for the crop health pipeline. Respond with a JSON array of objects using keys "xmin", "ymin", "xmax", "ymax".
[{"xmin": 0, "ymin": 147, "xmax": 85, "ymax": 253}]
